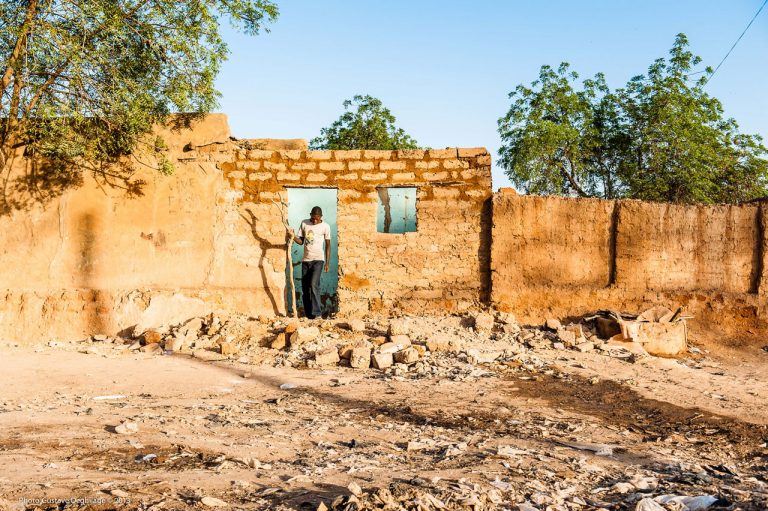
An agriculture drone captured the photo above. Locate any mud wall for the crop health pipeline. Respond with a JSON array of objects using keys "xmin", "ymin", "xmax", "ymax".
[
  {"xmin": 0, "ymin": 115, "xmax": 492, "ymax": 342},
  {"xmin": 219, "ymin": 146, "xmax": 492, "ymax": 317},
  {"xmin": 491, "ymin": 191, "xmax": 765, "ymax": 330}
]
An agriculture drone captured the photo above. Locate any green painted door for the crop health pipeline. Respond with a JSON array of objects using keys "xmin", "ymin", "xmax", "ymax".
[{"xmin": 287, "ymin": 188, "xmax": 338, "ymax": 316}]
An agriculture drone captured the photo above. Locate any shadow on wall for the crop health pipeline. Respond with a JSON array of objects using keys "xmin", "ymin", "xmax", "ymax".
[
  {"xmin": 242, "ymin": 208, "xmax": 283, "ymax": 316},
  {"xmin": 77, "ymin": 212, "xmax": 112, "ymax": 335},
  {"xmin": 479, "ymin": 197, "xmax": 493, "ymax": 303}
]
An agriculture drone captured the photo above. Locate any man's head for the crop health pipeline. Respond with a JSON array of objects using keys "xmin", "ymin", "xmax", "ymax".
[{"xmin": 310, "ymin": 206, "xmax": 323, "ymax": 224}]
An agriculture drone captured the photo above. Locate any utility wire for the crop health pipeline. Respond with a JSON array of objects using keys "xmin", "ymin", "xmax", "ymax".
[{"xmin": 702, "ymin": 0, "xmax": 768, "ymax": 86}]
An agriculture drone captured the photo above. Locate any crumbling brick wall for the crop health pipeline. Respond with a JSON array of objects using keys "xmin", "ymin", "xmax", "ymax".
[
  {"xmin": 492, "ymin": 191, "xmax": 766, "ymax": 332},
  {"xmin": 219, "ymin": 147, "xmax": 492, "ymax": 316},
  {"xmin": 0, "ymin": 115, "xmax": 492, "ymax": 342}
]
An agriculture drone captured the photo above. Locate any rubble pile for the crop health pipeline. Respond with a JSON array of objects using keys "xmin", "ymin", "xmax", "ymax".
[{"xmin": 67, "ymin": 307, "xmax": 686, "ymax": 377}]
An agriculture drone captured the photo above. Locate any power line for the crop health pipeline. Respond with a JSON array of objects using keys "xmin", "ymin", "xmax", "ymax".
[{"xmin": 703, "ymin": 0, "xmax": 768, "ymax": 86}]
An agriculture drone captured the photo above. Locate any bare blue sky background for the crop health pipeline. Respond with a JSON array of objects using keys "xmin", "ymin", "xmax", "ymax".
[{"xmin": 215, "ymin": 0, "xmax": 768, "ymax": 190}]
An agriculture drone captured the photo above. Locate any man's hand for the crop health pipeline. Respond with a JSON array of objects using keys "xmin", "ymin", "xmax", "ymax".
[{"xmin": 324, "ymin": 262, "xmax": 330, "ymax": 273}]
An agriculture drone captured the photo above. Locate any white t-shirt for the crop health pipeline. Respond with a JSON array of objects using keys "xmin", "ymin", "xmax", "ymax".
[{"xmin": 298, "ymin": 219, "xmax": 331, "ymax": 262}]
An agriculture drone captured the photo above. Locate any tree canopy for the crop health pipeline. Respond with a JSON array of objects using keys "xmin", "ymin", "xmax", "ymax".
[
  {"xmin": 498, "ymin": 34, "xmax": 768, "ymax": 204},
  {"xmin": 0, "ymin": 0, "xmax": 278, "ymax": 213},
  {"xmin": 310, "ymin": 95, "xmax": 419, "ymax": 150}
]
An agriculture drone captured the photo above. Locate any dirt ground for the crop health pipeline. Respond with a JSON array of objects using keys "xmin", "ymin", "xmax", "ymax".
[{"xmin": 0, "ymin": 314, "xmax": 766, "ymax": 511}]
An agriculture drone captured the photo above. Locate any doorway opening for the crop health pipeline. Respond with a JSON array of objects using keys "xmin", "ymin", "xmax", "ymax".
[{"xmin": 286, "ymin": 187, "xmax": 339, "ymax": 317}]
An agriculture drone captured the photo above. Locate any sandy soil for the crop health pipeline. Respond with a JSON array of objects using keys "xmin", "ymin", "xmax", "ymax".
[{"xmin": 0, "ymin": 316, "xmax": 766, "ymax": 511}]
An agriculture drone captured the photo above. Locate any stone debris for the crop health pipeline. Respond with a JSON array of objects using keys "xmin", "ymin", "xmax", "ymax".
[
  {"xmin": 349, "ymin": 347, "xmax": 371, "ymax": 369},
  {"xmin": 200, "ymin": 496, "xmax": 229, "ymax": 507},
  {"xmin": 393, "ymin": 346, "xmax": 420, "ymax": 364},
  {"xmin": 347, "ymin": 319, "xmax": 366, "ymax": 332},
  {"xmin": 371, "ymin": 352, "xmax": 393, "ymax": 369},
  {"xmin": 114, "ymin": 422, "xmax": 138, "ymax": 435},
  {"xmin": 471, "ymin": 311, "xmax": 495, "ymax": 333},
  {"xmin": 314, "ymin": 348, "xmax": 340, "ymax": 367}
]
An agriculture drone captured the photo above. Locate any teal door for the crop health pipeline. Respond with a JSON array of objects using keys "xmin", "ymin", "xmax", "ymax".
[{"xmin": 287, "ymin": 188, "xmax": 338, "ymax": 316}]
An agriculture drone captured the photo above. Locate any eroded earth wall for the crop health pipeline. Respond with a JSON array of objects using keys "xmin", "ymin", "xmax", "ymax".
[
  {"xmin": 0, "ymin": 115, "xmax": 492, "ymax": 343},
  {"xmin": 492, "ymin": 191, "xmax": 766, "ymax": 332}
]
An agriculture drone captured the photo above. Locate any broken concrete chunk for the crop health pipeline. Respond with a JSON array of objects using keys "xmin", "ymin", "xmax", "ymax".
[
  {"xmin": 315, "ymin": 348, "xmax": 340, "ymax": 367},
  {"xmin": 557, "ymin": 330, "xmax": 577, "ymax": 345},
  {"xmin": 164, "ymin": 336, "xmax": 185, "ymax": 352},
  {"xmin": 387, "ymin": 319, "xmax": 410, "ymax": 337},
  {"xmin": 378, "ymin": 342, "xmax": 402, "ymax": 354},
  {"xmin": 289, "ymin": 326, "xmax": 320, "ymax": 347},
  {"xmin": 284, "ymin": 322, "xmax": 299, "ymax": 335},
  {"xmin": 142, "ymin": 330, "xmax": 162, "ymax": 345},
  {"xmin": 140, "ymin": 343, "xmax": 162, "ymax": 354},
  {"xmin": 219, "ymin": 341, "xmax": 237, "ymax": 355},
  {"xmin": 545, "ymin": 318, "xmax": 561, "ymax": 330},
  {"xmin": 200, "ymin": 496, "xmax": 229, "ymax": 508},
  {"xmin": 426, "ymin": 338, "xmax": 464, "ymax": 353},
  {"xmin": 389, "ymin": 335, "xmax": 411, "ymax": 348},
  {"xmin": 372, "ymin": 352, "xmax": 393, "ymax": 369},
  {"xmin": 393, "ymin": 347, "xmax": 420, "ymax": 364},
  {"xmin": 270, "ymin": 333, "xmax": 287, "ymax": 350},
  {"xmin": 347, "ymin": 319, "xmax": 366, "ymax": 332},
  {"xmin": 114, "ymin": 422, "xmax": 138, "ymax": 435},
  {"xmin": 466, "ymin": 348, "xmax": 502, "ymax": 363},
  {"xmin": 502, "ymin": 323, "xmax": 521, "ymax": 335},
  {"xmin": 472, "ymin": 312, "xmax": 495, "ymax": 332},
  {"xmin": 349, "ymin": 347, "xmax": 371, "ymax": 369},
  {"xmin": 92, "ymin": 334, "xmax": 108, "ymax": 342},
  {"xmin": 575, "ymin": 341, "xmax": 594, "ymax": 352},
  {"xmin": 495, "ymin": 311, "xmax": 517, "ymax": 324}
]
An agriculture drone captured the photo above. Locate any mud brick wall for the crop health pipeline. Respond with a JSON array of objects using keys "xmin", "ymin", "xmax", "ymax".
[
  {"xmin": 615, "ymin": 201, "xmax": 760, "ymax": 294},
  {"xmin": 0, "ymin": 114, "xmax": 492, "ymax": 342},
  {"xmin": 219, "ymin": 147, "xmax": 493, "ymax": 317},
  {"xmin": 491, "ymin": 192, "xmax": 766, "ymax": 332}
]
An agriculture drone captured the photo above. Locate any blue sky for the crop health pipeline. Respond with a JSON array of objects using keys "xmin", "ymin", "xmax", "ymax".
[{"xmin": 215, "ymin": 0, "xmax": 768, "ymax": 190}]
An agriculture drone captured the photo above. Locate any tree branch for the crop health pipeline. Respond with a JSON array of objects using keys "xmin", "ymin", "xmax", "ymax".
[{"xmin": 0, "ymin": 0, "xmax": 39, "ymax": 98}]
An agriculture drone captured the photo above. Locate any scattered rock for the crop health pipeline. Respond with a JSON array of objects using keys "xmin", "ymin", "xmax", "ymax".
[
  {"xmin": 219, "ymin": 341, "xmax": 237, "ymax": 355},
  {"xmin": 393, "ymin": 347, "xmax": 420, "ymax": 364},
  {"xmin": 270, "ymin": 333, "xmax": 287, "ymax": 350},
  {"xmin": 495, "ymin": 311, "xmax": 517, "ymax": 324},
  {"xmin": 545, "ymin": 318, "xmax": 561, "ymax": 330},
  {"xmin": 472, "ymin": 312, "xmax": 495, "ymax": 332},
  {"xmin": 349, "ymin": 347, "xmax": 371, "ymax": 369},
  {"xmin": 378, "ymin": 342, "xmax": 402, "ymax": 354},
  {"xmin": 114, "ymin": 422, "xmax": 138, "ymax": 435},
  {"xmin": 289, "ymin": 326, "xmax": 320, "ymax": 347},
  {"xmin": 575, "ymin": 341, "xmax": 595, "ymax": 352},
  {"xmin": 426, "ymin": 338, "xmax": 464, "ymax": 353},
  {"xmin": 347, "ymin": 319, "xmax": 366, "ymax": 332},
  {"xmin": 389, "ymin": 334, "xmax": 411, "ymax": 348},
  {"xmin": 140, "ymin": 343, "xmax": 162, "ymax": 354},
  {"xmin": 557, "ymin": 330, "xmax": 577, "ymax": 345},
  {"xmin": 200, "ymin": 496, "xmax": 229, "ymax": 508},
  {"xmin": 315, "ymin": 348, "xmax": 340, "ymax": 367},
  {"xmin": 92, "ymin": 334, "xmax": 108, "ymax": 342},
  {"xmin": 164, "ymin": 336, "xmax": 185, "ymax": 352},
  {"xmin": 372, "ymin": 352, "xmax": 393, "ymax": 369},
  {"xmin": 142, "ymin": 330, "xmax": 162, "ymax": 344},
  {"xmin": 388, "ymin": 319, "xmax": 410, "ymax": 337}
]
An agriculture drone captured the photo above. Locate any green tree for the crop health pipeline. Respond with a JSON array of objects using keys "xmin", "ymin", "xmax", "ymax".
[
  {"xmin": 310, "ymin": 95, "xmax": 419, "ymax": 150},
  {"xmin": 498, "ymin": 34, "xmax": 768, "ymax": 204},
  {"xmin": 1, "ymin": 0, "xmax": 278, "ymax": 213}
]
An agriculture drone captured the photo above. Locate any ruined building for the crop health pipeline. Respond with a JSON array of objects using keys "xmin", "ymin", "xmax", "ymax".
[{"xmin": 0, "ymin": 115, "xmax": 765, "ymax": 343}]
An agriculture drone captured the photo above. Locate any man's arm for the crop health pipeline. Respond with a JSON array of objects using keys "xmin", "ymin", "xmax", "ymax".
[
  {"xmin": 288, "ymin": 223, "xmax": 304, "ymax": 245},
  {"xmin": 324, "ymin": 239, "xmax": 331, "ymax": 272}
]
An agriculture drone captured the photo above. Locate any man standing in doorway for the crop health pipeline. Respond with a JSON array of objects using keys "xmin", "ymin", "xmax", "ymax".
[{"xmin": 287, "ymin": 206, "xmax": 331, "ymax": 319}]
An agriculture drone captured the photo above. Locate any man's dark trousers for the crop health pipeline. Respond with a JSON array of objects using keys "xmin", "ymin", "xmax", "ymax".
[{"xmin": 301, "ymin": 260, "xmax": 324, "ymax": 319}]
